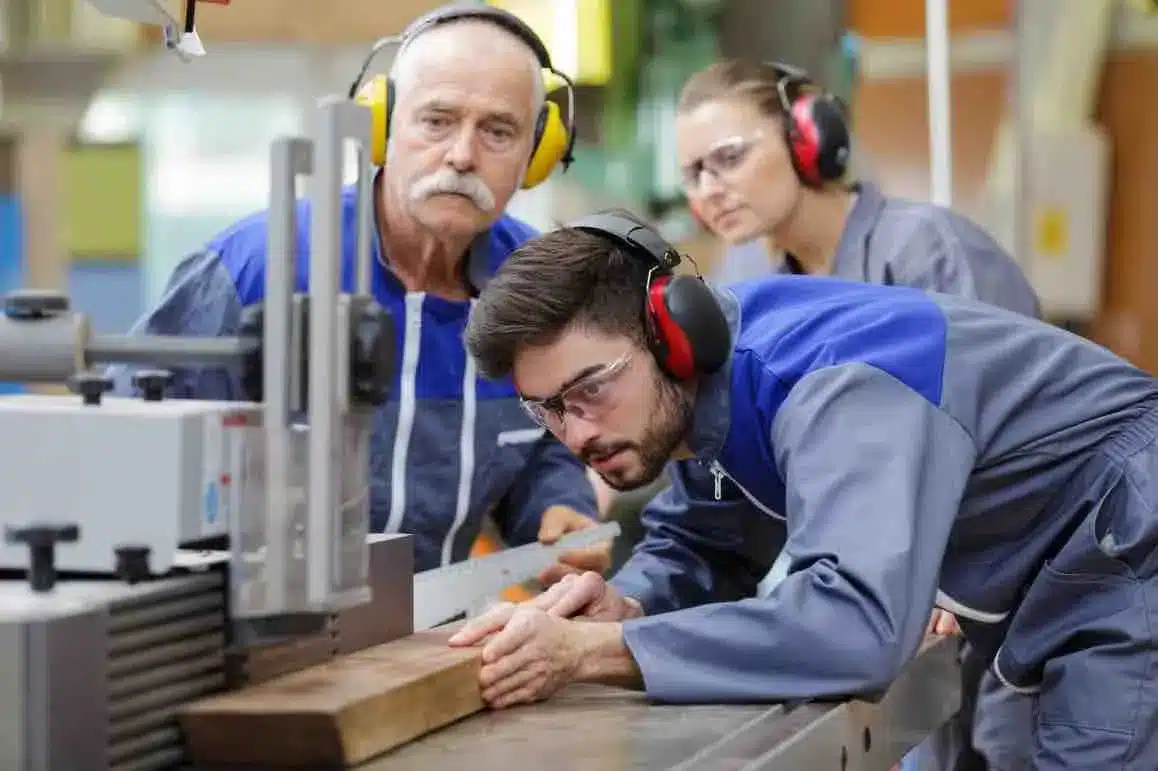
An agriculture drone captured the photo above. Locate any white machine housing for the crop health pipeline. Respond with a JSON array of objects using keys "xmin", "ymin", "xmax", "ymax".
[{"xmin": 0, "ymin": 394, "xmax": 264, "ymax": 575}]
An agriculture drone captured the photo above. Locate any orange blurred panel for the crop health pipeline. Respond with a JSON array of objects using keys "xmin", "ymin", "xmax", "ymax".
[
  {"xmin": 470, "ymin": 534, "xmax": 536, "ymax": 603},
  {"xmin": 1089, "ymin": 52, "xmax": 1158, "ymax": 374},
  {"xmin": 852, "ymin": 68, "xmax": 1007, "ymax": 215},
  {"xmin": 852, "ymin": 51, "xmax": 1158, "ymax": 376},
  {"xmin": 849, "ymin": 0, "xmax": 1011, "ymax": 39}
]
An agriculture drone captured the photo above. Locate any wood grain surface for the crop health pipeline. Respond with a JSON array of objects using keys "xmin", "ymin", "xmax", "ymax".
[{"xmin": 180, "ymin": 626, "xmax": 483, "ymax": 767}]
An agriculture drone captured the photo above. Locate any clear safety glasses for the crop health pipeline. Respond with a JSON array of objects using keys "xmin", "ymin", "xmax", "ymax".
[
  {"xmin": 679, "ymin": 131, "xmax": 765, "ymax": 192},
  {"xmin": 520, "ymin": 354, "xmax": 633, "ymax": 433}
]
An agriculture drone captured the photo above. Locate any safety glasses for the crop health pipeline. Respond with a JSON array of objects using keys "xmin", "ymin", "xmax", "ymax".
[
  {"xmin": 680, "ymin": 131, "xmax": 765, "ymax": 192},
  {"xmin": 520, "ymin": 353, "xmax": 633, "ymax": 433}
]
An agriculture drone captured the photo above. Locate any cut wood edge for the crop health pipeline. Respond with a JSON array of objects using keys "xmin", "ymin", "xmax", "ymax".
[{"xmin": 179, "ymin": 628, "xmax": 484, "ymax": 767}]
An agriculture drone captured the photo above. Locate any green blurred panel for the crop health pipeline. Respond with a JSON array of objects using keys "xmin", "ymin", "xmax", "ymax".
[{"xmin": 62, "ymin": 142, "xmax": 141, "ymax": 261}]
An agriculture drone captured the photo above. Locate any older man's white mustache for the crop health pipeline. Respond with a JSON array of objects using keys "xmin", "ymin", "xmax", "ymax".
[{"xmin": 409, "ymin": 170, "xmax": 496, "ymax": 212}]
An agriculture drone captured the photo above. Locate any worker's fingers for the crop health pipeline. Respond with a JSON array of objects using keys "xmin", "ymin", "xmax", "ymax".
[
  {"xmin": 537, "ymin": 506, "xmax": 593, "ymax": 544},
  {"xmin": 537, "ymin": 561, "xmax": 583, "ymax": 587},
  {"xmin": 934, "ymin": 612, "xmax": 961, "ymax": 636},
  {"xmin": 480, "ymin": 608, "xmax": 538, "ymax": 663},
  {"xmin": 447, "ymin": 602, "xmax": 518, "ymax": 647},
  {"xmin": 482, "ymin": 664, "xmax": 545, "ymax": 705},
  {"xmin": 487, "ymin": 680, "xmax": 544, "ymax": 710},
  {"xmin": 544, "ymin": 571, "xmax": 605, "ymax": 619},
  {"xmin": 537, "ymin": 516, "xmax": 567, "ymax": 544},
  {"xmin": 557, "ymin": 544, "xmax": 612, "ymax": 574},
  {"xmin": 479, "ymin": 645, "xmax": 534, "ymax": 688},
  {"xmin": 527, "ymin": 572, "xmax": 580, "ymax": 610}
]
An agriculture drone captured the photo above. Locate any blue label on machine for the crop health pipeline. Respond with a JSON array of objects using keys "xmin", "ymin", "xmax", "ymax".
[
  {"xmin": 204, "ymin": 482, "xmax": 219, "ymax": 525},
  {"xmin": 0, "ymin": 196, "xmax": 25, "ymax": 395}
]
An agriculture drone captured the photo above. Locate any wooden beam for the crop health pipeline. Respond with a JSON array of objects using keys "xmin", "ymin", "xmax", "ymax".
[{"xmin": 179, "ymin": 627, "xmax": 484, "ymax": 767}]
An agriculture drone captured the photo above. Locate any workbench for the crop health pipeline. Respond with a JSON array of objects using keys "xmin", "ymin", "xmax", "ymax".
[{"xmin": 189, "ymin": 635, "xmax": 960, "ymax": 771}]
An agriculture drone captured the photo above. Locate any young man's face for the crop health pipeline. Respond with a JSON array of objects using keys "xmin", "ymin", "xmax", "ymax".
[{"xmin": 513, "ymin": 326, "xmax": 694, "ymax": 491}]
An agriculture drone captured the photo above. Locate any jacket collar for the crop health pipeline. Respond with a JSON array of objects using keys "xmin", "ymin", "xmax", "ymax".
[
  {"xmin": 779, "ymin": 180, "xmax": 886, "ymax": 278},
  {"xmin": 830, "ymin": 180, "xmax": 886, "ymax": 278},
  {"xmin": 687, "ymin": 284, "xmax": 740, "ymax": 462}
]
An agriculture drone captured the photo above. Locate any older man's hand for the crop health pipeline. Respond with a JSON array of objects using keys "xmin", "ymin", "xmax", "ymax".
[
  {"xmin": 536, "ymin": 506, "xmax": 612, "ymax": 586},
  {"xmin": 927, "ymin": 608, "xmax": 961, "ymax": 637}
]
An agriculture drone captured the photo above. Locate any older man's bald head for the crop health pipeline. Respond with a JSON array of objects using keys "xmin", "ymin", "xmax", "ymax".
[{"xmin": 389, "ymin": 18, "xmax": 546, "ymax": 123}]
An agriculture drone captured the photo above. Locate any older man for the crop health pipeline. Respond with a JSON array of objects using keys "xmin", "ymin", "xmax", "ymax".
[{"xmin": 107, "ymin": 5, "xmax": 605, "ymax": 575}]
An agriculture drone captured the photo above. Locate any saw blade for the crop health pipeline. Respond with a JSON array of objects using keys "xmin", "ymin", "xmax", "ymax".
[{"xmin": 412, "ymin": 521, "xmax": 621, "ymax": 630}]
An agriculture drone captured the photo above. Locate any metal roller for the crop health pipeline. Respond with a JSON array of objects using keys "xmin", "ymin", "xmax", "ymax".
[{"xmin": 0, "ymin": 289, "xmax": 258, "ymax": 385}]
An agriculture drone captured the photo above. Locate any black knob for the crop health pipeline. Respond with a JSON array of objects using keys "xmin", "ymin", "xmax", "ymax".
[
  {"xmin": 114, "ymin": 545, "xmax": 151, "ymax": 584},
  {"xmin": 68, "ymin": 372, "xmax": 114, "ymax": 406},
  {"xmin": 132, "ymin": 369, "xmax": 174, "ymax": 401},
  {"xmin": 5, "ymin": 523, "xmax": 80, "ymax": 592},
  {"xmin": 3, "ymin": 290, "xmax": 69, "ymax": 320}
]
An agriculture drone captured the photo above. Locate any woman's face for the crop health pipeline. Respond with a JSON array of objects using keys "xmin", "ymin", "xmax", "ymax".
[{"xmin": 675, "ymin": 97, "xmax": 802, "ymax": 245}]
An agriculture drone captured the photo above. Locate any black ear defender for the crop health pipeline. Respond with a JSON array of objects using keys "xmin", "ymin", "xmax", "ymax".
[
  {"xmin": 766, "ymin": 61, "xmax": 851, "ymax": 187},
  {"xmin": 566, "ymin": 213, "xmax": 732, "ymax": 381}
]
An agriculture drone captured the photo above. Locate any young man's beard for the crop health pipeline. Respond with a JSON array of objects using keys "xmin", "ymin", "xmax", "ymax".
[{"xmin": 596, "ymin": 374, "xmax": 694, "ymax": 492}]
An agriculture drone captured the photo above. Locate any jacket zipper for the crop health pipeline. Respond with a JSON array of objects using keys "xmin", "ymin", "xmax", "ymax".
[{"xmin": 706, "ymin": 460, "xmax": 784, "ymax": 520}]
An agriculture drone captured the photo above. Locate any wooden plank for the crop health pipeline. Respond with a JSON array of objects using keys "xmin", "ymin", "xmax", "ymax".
[{"xmin": 179, "ymin": 627, "xmax": 483, "ymax": 767}]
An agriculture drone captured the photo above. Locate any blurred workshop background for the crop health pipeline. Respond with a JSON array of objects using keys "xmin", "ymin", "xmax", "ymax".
[{"xmin": 1, "ymin": 0, "xmax": 1157, "ymax": 392}]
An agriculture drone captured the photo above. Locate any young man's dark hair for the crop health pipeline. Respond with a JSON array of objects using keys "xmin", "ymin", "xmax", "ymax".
[{"xmin": 466, "ymin": 210, "xmax": 653, "ymax": 381}]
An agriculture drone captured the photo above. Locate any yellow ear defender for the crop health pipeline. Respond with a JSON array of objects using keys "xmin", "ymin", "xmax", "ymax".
[{"xmin": 347, "ymin": 4, "xmax": 577, "ymax": 190}]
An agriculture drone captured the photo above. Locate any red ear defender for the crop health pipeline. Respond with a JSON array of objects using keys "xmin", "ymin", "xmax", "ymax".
[
  {"xmin": 789, "ymin": 94, "xmax": 823, "ymax": 187},
  {"xmin": 646, "ymin": 274, "xmax": 696, "ymax": 380}
]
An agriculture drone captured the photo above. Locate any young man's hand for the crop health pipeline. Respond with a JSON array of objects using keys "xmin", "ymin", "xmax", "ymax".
[
  {"xmin": 447, "ymin": 601, "xmax": 640, "ymax": 709},
  {"xmin": 536, "ymin": 506, "xmax": 612, "ymax": 585},
  {"xmin": 529, "ymin": 570, "xmax": 643, "ymax": 622},
  {"xmin": 448, "ymin": 604, "xmax": 585, "ymax": 708}
]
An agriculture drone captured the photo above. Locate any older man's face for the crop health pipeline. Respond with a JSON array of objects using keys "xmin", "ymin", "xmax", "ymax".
[{"xmin": 386, "ymin": 25, "xmax": 541, "ymax": 238}]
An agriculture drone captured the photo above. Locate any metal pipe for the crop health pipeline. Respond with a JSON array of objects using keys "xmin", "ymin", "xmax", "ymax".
[
  {"xmin": 355, "ymin": 146, "xmax": 374, "ymax": 296},
  {"xmin": 1011, "ymin": 0, "xmax": 1033, "ymax": 276},
  {"xmin": 87, "ymin": 334, "xmax": 255, "ymax": 368},
  {"xmin": 925, "ymin": 0, "xmax": 953, "ymax": 206}
]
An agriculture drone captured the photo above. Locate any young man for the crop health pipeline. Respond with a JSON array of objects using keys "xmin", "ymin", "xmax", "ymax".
[
  {"xmin": 452, "ymin": 212, "xmax": 1158, "ymax": 770},
  {"xmin": 106, "ymin": 6, "xmax": 607, "ymax": 577}
]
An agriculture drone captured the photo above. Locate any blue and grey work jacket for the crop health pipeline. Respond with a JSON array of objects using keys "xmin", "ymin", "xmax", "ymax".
[{"xmin": 108, "ymin": 186, "xmax": 598, "ymax": 571}]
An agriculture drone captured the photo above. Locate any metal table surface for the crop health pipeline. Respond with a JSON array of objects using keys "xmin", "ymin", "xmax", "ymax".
[{"xmin": 193, "ymin": 635, "xmax": 960, "ymax": 771}]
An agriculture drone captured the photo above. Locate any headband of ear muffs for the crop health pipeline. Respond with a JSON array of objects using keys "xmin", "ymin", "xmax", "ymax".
[
  {"xmin": 566, "ymin": 213, "xmax": 732, "ymax": 381},
  {"xmin": 352, "ymin": 5, "xmax": 577, "ymax": 190},
  {"xmin": 767, "ymin": 61, "xmax": 851, "ymax": 188}
]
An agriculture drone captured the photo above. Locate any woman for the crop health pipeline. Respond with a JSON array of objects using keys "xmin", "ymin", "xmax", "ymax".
[{"xmin": 674, "ymin": 59, "xmax": 1040, "ymax": 771}]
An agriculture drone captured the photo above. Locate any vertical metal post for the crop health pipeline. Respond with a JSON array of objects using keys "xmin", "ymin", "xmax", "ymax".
[
  {"xmin": 1012, "ymin": 0, "xmax": 1033, "ymax": 276},
  {"xmin": 262, "ymin": 136, "xmax": 312, "ymax": 613},
  {"xmin": 306, "ymin": 96, "xmax": 373, "ymax": 609},
  {"xmin": 925, "ymin": 0, "xmax": 953, "ymax": 206},
  {"xmin": 354, "ymin": 147, "xmax": 374, "ymax": 295}
]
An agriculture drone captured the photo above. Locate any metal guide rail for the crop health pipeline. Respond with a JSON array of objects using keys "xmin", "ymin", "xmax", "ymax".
[{"xmin": 188, "ymin": 634, "xmax": 960, "ymax": 771}]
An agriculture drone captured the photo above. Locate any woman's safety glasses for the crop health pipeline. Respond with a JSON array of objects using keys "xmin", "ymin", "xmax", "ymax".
[{"xmin": 679, "ymin": 131, "xmax": 765, "ymax": 192}]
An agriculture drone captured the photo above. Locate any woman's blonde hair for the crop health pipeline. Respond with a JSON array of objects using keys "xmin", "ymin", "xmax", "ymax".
[{"xmin": 677, "ymin": 59, "xmax": 806, "ymax": 119}]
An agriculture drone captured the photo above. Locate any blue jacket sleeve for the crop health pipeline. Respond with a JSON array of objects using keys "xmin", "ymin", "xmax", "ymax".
[
  {"xmin": 492, "ymin": 435, "xmax": 600, "ymax": 546},
  {"xmin": 620, "ymin": 363, "xmax": 977, "ymax": 704},
  {"xmin": 609, "ymin": 460, "xmax": 785, "ymax": 615},
  {"xmin": 106, "ymin": 250, "xmax": 246, "ymax": 400}
]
